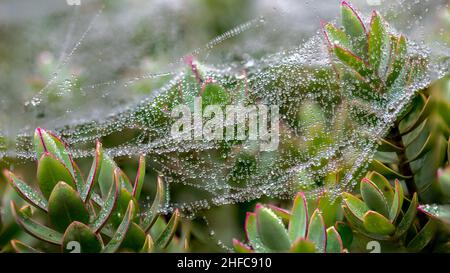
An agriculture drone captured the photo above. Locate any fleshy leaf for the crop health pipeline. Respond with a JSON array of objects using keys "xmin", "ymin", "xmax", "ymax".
[
  {"xmin": 37, "ymin": 152, "xmax": 76, "ymax": 199},
  {"xmin": 290, "ymin": 238, "xmax": 316, "ymax": 253},
  {"xmin": 365, "ymin": 171, "xmax": 394, "ymax": 207},
  {"xmin": 363, "ymin": 210, "xmax": 395, "ymax": 235},
  {"xmin": 141, "ymin": 234, "xmax": 154, "ymax": 253},
  {"xmin": 360, "ymin": 178, "xmax": 390, "ymax": 217},
  {"xmin": 389, "ymin": 180, "xmax": 404, "ymax": 221},
  {"xmin": 288, "ymin": 192, "xmax": 308, "ymax": 242},
  {"xmin": 90, "ymin": 168, "xmax": 120, "ymax": 233},
  {"xmin": 142, "ymin": 175, "xmax": 166, "ymax": 232},
  {"xmin": 4, "ymin": 170, "xmax": 48, "ymax": 212},
  {"xmin": 132, "ymin": 155, "xmax": 146, "ymax": 200},
  {"xmin": 62, "ymin": 221, "xmax": 103, "ymax": 253},
  {"xmin": 326, "ymin": 226, "xmax": 344, "ymax": 253},
  {"xmin": 418, "ymin": 204, "xmax": 450, "ymax": 224},
  {"xmin": 34, "ymin": 128, "xmax": 75, "ymax": 176},
  {"xmin": 341, "ymin": 1, "xmax": 367, "ymax": 57},
  {"xmin": 10, "ymin": 240, "xmax": 41, "ymax": 253},
  {"xmin": 395, "ymin": 193, "xmax": 418, "ymax": 237},
  {"xmin": 335, "ymin": 221, "xmax": 353, "ymax": 249},
  {"xmin": 306, "ymin": 209, "xmax": 326, "ymax": 253},
  {"xmin": 406, "ymin": 220, "xmax": 437, "ymax": 252},
  {"xmin": 342, "ymin": 192, "xmax": 369, "ymax": 220},
  {"xmin": 102, "ymin": 200, "xmax": 134, "ymax": 253},
  {"xmin": 11, "ymin": 201, "xmax": 63, "ymax": 245},
  {"xmin": 256, "ymin": 205, "xmax": 291, "ymax": 251},
  {"xmin": 244, "ymin": 212, "xmax": 267, "ymax": 252},
  {"xmin": 267, "ymin": 204, "xmax": 291, "ymax": 223},
  {"xmin": 81, "ymin": 140, "xmax": 103, "ymax": 202},
  {"xmin": 334, "ymin": 45, "xmax": 370, "ymax": 78},
  {"xmin": 386, "ymin": 35, "xmax": 407, "ymax": 87},
  {"xmin": 154, "ymin": 209, "xmax": 180, "ymax": 249},
  {"xmin": 368, "ymin": 11, "xmax": 390, "ymax": 77},
  {"xmin": 121, "ymin": 222, "xmax": 147, "ymax": 251},
  {"xmin": 232, "ymin": 239, "xmax": 253, "ymax": 253},
  {"xmin": 48, "ymin": 182, "xmax": 90, "ymax": 233},
  {"xmin": 323, "ymin": 22, "xmax": 350, "ymax": 49}
]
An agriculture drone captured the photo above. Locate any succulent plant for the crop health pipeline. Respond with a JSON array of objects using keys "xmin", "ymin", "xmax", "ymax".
[
  {"xmin": 232, "ymin": 192, "xmax": 348, "ymax": 253},
  {"xmin": 2, "ymin": 128, "xmax": 181, "ymax": 253},
  {"xmin": 342, "ymin": 171, "xmax": 437, "ymax": 252},
  {"xmin": 323, "ymin": 2, "xmax": 450, "ymax": 203}
]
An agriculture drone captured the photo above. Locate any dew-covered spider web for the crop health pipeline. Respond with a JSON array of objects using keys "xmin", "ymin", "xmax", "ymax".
[{"xmin": 0, "ymin": 0, "xmax": 449, "ymax": 219}]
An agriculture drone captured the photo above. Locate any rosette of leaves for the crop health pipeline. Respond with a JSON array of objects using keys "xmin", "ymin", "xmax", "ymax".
[
  {"xmin": 232, "ymin": 192, "xmax": 348, "ymax": 253},
  {"xmin": 3, "ymin": 128, "xmax": 181, "ymax": 253},
  {"xmin": 342, "ymin": 171, "xmax": 437, "ymax": 252},
  {"xmin": 323, "ymin": 2, "xmax": 450, "ymax": 203}
]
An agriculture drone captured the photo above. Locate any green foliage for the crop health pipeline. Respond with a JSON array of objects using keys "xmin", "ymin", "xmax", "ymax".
[
  {"xmin": 2, "ymin": 128, "xmax": 183, "ymax": 253},
  {"xmin": 233, "ymin": 192, "xmax": 347, "ymax": 253}
]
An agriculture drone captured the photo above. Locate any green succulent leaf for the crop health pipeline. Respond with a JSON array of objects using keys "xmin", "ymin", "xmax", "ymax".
[
  {"xmin": 81, "ymin": 140, "xmax": 103, "ymax": 202},
  {"xmin": 306, "ymin": 209, "xmax": 327, "ymax": 253},
  {"xmin": 256, "ymin": 205, "xmax": 291, "ymax": 252},
  {"xmin": 232, "ymin": 239, "xmax": 253, "ymax": 253},
  {"xmin": 341, "ymin": 1, "xmax": 367, "ymax": 58},
  {"xmin": 48, "ymin": 182, "xmax": 90, "ymax": 233},
  {"xmin": 368, "ymin": 11, "xmax": 390, "ymax": 77},
  {"xmin": 132, "ymin": 155, "xmax": 146, "ymax": 200},
  {"xmin": 154, "ymin": 209, "xmax": 180, "ymax": 249},
  {"xmin": 10, "ymin": 240, "xmax": 41, "ymax": 253},
  {"xmin": 369, "ymin": 159, "xmax": 412, "ymax": 179},
  {"xmin": 419, "ymin": 204, "xmax": 450, "ymax": 224},
  {"xmin": 342, "ymin": 192, "xmax": 369, "ymax": 220},
  {"xmin": 323, "ymin": 23, "xmax": 350, "ymax": 49},
  {"xmin": 360, "ymin": 178, "xmax": 390, "ymax": 217},
  {"xmin": 102, "ymin": 200, "xmax": 135, "ymax": 253},
  {"xmin": 290, "ymin": 238, "xmax": 316, "ymax": 253},
  {"xmin": 244, "ymin": 212, "xmax": 267, "ymax": 252},
  {"xmin": 335, "ymin": 221, "xmax": 353, "ymax": 249},
  {"xmin": 140, "ymin": 234, "xmax": 154, "ymax": 253},
  {"xmin": 334, "ymin": 45, "xmax": 370, "ymax": 78},
  {"xmin": 62, "ymin": 221, "xmax": 103, "ymax": 253},
  {"xmin": 406, "ymin": 220, "xmax": 437, "ymax": 252},
  {"xmin": 121, "ymin": 222, "xmax": 147, "ymax": 251},
  {"xmin": 142, "ymin": 175, "xmax": 166, "ymax": 232},
  {"xmin": 389, "ymin": 180, "xmax": 404, "ymax": 221},
  {"xmin": 267, "ymin": 205, "xmax": 291, "ymax": 223},
  {"xmin": 386, "ymin": 35, "xmax": 407, "ymax": 86},
  {"xmin": 37, "ymin": 152, "xmax": 76, "ymax": 199},
  {"xmin": 98, "ymin": 152, "xmax": 117, "ymax": 198},
  {"xmin": 90, "ymin": 168, "xmax": 120, "ymax": 233},
  {"xmin": 288, "ymin": 192, "xmax": 308, "ymax": 242},
  {"xmin": 326, "ymin": 226, "xmax": 344, "ymax": 253},
  {"xmin": 365, "ymin": 171, "xmax": 394, "ymax": 207},
  {"xmin": 317, "ymin": 194, "xmax": 342, "ymax": 228},
  {"xmin": 363, "ymin": 210, "xmax": 395, "ymax": 235},
  {"xmin": 4, "ymin": 170, "xmax": 48, "ymax": 212},
  {"xmin": 11, "ymin": 201, "xmax": 63, "ymax": 245},
  {"xmin": 34, "ymin": 128, "xmax": 75, "ymax": 177},
  {"xmin": 395, "ymin": 193, "xmax": 418, "ymax": 237}
]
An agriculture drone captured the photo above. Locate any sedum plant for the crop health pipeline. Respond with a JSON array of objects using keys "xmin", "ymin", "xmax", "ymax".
[
  {"xmin": 232, "ymin": 192, "xmax": 347, "ymax": 253},
  {"xmin": 3, "ymin": 128, "xmax": 181, "ymax": 253},
  {"xmin": 323, "ymin": 2, "xmax": 450, "ymax": 203},
  {"xmin": 342, "ymin": 171, "xmax": 436, "ymax": 252}
]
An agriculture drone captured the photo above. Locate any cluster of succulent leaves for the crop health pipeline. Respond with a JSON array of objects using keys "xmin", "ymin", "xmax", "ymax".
[
  {"xmin": 232, "ymin": 192, "xmax": 348, "ymax": 253},
  {"xmin": 1, "ymin": 128, "xmax": 183, "ymax": 253},
  {"xmin": 233, "ymin": 2, "xmax": 450, "ymax": 253}
]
